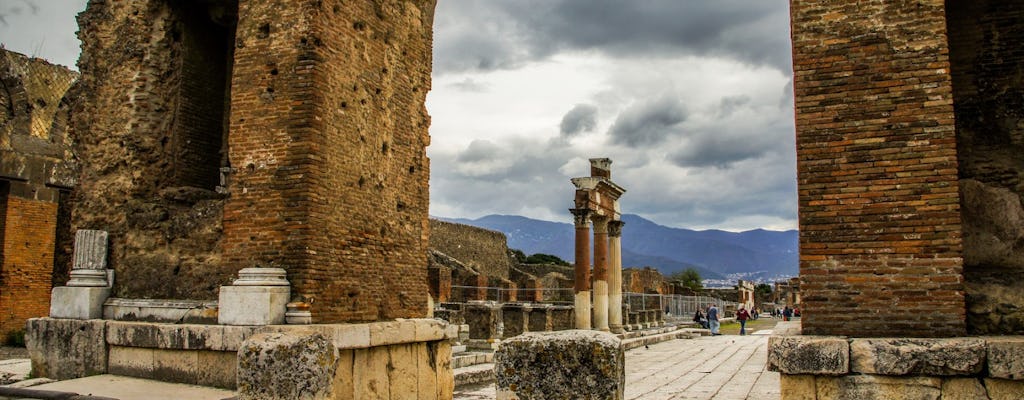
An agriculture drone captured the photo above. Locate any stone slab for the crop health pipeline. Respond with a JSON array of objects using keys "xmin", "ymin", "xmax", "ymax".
[
  {"xmin": 217, "ymin": 285, "xmax": 289, "ymax": 326},
  {"xmin": 495, "ymin": 330, "xmax": 624, "ymax": 400},
  {"xmin": 25, "ymin": 318, "xmax": 108, "ymax": 380},
  {"xmin": 49, "ymin": 286, "xmax": 110, "ymax": 319},
  {"xmin": 816, "ymin": 375, "xmax": 941, "ymax": 400},
  {"xmin": 767, "ymin": 335, "xmax": 849, "ymax": 375},
  {"xmin": 237, "ymin": 331, "xmax": 338, "ymax": 400},
  {"xmin": 986, "ymin": 337, "xmax": 1024, "ymax": 380},
  {"xmin": 850, "ymin": 338, "xmax": 986, "ymax": 376},
  {"xmin": 985, "ymin": 378, "xmax": 1024, "ymax": 400}
]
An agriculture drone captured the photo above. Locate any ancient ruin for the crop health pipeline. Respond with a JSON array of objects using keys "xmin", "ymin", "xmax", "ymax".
[
  {"xmin": 571, "ymin": 158, "xmax": 627, "ymax": 332},
  {"xmin": 0, "ymin": 50, "xmax": 78, "ymax": 338},
  {"xmin": 776, "ymin": 1, "xmax": 1024, "ymax": 397}
]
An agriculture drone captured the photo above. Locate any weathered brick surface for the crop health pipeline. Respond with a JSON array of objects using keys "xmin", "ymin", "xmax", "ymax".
[
  {"xmin": 0, "ymin": 49, "xmax": 78, "ymax": 337},
  {"xmin": 791, "ymin": 0, "xmax": 965, "ymax": 336},
  {"xmin": 73, "ymin": 0, "xmax": 436, "ymax": 322},
  {"xmin": 1, "ymin": 196, "xmax": 58, "ymax": 336},
  {"xmin": 429, "ymin": 220, "xmax": 512, "ymax": 280}
]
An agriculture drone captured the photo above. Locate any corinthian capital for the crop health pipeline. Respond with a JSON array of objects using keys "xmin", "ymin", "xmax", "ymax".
[
  {"xmin": 608, "ymin": 220, "xmax": 624, "ymax": 237},
  {"xmin": 569, "ymin": 208, "xmax": 591, "ymax": 227}
]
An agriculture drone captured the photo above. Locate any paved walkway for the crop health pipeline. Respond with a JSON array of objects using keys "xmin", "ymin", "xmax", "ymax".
[{"xmin": 455, "ymin": 332, "xmax": 779, "ymax": 400}]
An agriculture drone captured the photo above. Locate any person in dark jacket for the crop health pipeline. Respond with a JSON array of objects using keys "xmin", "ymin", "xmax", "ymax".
[
  {"xmin": 693, "ymin": 309, "xmax": 708, "ymax": 329},
  {"xmin": 736, "ymin": 305, "xmax": 751, "ymax": 335}
]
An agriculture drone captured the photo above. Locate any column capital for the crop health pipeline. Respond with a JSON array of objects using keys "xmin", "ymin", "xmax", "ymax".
[
  {"xmin": 608, "ymin": 220, "xmax": 624, "ymax": 237},
  {"xmin": 569, "ymin": 208, "xmax": 592, "ymax": 227},
  {"xmin": 591, "ymin": 215, "xmax": 609, "ymax": 233}
]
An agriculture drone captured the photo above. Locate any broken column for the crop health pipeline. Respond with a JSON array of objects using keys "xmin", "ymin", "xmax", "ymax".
[{"xmin": 49, "ymin": 230, "xmax": 111, "ymax": 320}]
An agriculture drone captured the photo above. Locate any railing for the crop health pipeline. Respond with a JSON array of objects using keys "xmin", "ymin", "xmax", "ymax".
[{"xmin": 445, "ymin": 286, "xmax": 730, "ymax": 314}]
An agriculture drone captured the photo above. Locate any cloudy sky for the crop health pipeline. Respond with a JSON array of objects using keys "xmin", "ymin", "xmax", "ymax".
[{"xmin": 2, "ymin": 0, "xmax": 797, "ymax": 232}]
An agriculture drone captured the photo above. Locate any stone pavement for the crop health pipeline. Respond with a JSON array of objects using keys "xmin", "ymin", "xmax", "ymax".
[{"xmin": 455, "ymin": 331, "xmax": 779, "ymax": 400}]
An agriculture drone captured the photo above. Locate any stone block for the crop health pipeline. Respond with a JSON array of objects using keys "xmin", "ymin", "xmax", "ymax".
[
  {"xmin": 495, "ymin": 330, "xmax": 624, "ymax": 400},
  {"xmin": 388, "ymin": 343, "xmax": 417, "ymax": 398},
  {"xmin": 237, "ymin": 331, "xmax": 338, "ymax": 400},
  {"xmin": 550, "ymin": 306, "xmax": 574, "ymax": 331},
  {"xmin": 767, "ymin": 336, "xmax": 848, "ymax": 375},
  {"xmin": 987, "ymin": 337, "xmax": 1024, "ymax": 380},
  {"xmin": 333, "ymin": 350, "xmax": 355, "ymax": 398},
  {"xmin": 501, "ymin": 304, "xmax": 529, "ymax": 338},
  {"xmin": 218, "ymin": 285, "xmax": 289, "ymax": 326},
  {"xmin": 413, "ymin": 318, "xmax": 450, "ymax": 342},
  {"xmin": 941, "ymin": 377, "xmax": 987, "ymax": 399},
  {"xmin": 778, "ymin": 374, "xmax": 816, "ymax": 400},
  {"xmin": 527, "ymin": 305, "xmax": 552, "ymax": 332},
  {"xmin": 25, "ymin": 318, "xmax": 108, "ymax": 380},
  {"xmin": 108, "ymin": 345, "xmax": 155, "ymax": 378},
  {"xmin": 197, "ymin": 350, "xmax": 237, "ymax": 389},
  {"xmin": 816, "ymin": 375, "xmax": 941, "ymax": 400},
  {"xmin": 850, "ymin": 338, "xmax": 985, "ymax": 376},
  {"xmin": 984, "ymin": 378, "xmax": 1024, "ymax": 400},
  {"xmin": 49, "ymin": 286, "xmax": 110, "ymax": 319},
  {"xmin": 464, "ymin": 303, "xmax": 501, "ymax": 340},
  {"xmin": 153, "ymin": 348, "xmax": 199, "ymax": 385},
  {"xmin": 434, "ymin": 341, "xmax": 454, "ymax": 399},
  {"xmin": 369, "ymin": 320, "xmax": 417, "ymax": 347}
]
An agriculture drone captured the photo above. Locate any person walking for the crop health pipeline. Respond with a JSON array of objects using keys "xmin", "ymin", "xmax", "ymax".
[
  {"xmin": 707, "ymin": 303, "xmax": 720, "ymax": 336},
  {"xmin": 736, "ymin": 305, "xmax": 751, "ymax": 335},
  {"xmin": 782, "ymin": 306, "xmax": 793, "ymax": 321}
]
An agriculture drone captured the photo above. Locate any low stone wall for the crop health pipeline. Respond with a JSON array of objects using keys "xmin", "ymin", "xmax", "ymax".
[
  {"xmin": 767, "ymin": 322, "xmax": 1024, "ymax": 399},
  {"xmin": 27, "ymin": 317, "xmax": 456, "ymax": 396}
]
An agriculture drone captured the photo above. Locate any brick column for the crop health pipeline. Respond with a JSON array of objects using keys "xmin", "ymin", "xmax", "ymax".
[
  {"xmin": 571, "ymin": 208, "xmax": 592, "ymax": 329},
  {"xmin": 592, "ymin": 216, "xmax": 610, "ymax": 332},
  {"xmin": 0, "ymin": 191, "xmax": 58, "ymax": 336},
  {"xmin": 608, "ymin": 220, "xmax": 624, "ymax": 334}
]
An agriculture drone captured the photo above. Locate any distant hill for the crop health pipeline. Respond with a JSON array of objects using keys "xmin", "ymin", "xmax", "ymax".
[{"xmin": 439, "ymin": 214, "xmax": 798, "ymax": 280}]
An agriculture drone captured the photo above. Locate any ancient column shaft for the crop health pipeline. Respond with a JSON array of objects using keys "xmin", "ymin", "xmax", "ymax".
[
  {"xmin": 592, "ymin": 216, "xmax": 610, "ymax": 332},
  {"xmin": 608, "ymin": 220, "xmax": 624, "ymax": 333},
  {"xmin": 571, "ymin": 209, "xmax": 592, "ymax": 329}
]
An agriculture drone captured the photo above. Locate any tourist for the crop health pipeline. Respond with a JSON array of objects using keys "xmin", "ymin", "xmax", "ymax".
[
  {"xmin": 782, "ymin": 306, "xmax": 793, "ymax": 321},
  {"xmin": 736, "ymin": 305, "xmax": 751, "ymax": 335},
  {"xmin": 693, "ymin": 309, "xmax": 708, "ymax": 329},
  {"xmin": 707, "ymin": 303, "xmax": 720, "ymax": 335}
]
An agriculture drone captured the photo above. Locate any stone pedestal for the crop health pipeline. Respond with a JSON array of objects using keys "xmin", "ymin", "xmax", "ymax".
[
  {"xmin": 218, "ymin": 268, "xmax": 290, "ymax": 326},
  {"xmin": 550, "ymin": 305, "xmax": 574, "ymax": 331},
  {"xmin": 502, "ymin": 303, "xmax": 530, "ymax": 338},
  {"xmin": 237, "ymin": 331, "xmax": 338, "ymax": 400},
  {"xmin": 465, "ymin": 302, "xmax": 502, "ymax": 340},
  {"xmin": 49, "ymin": 229, "xmax": 113, "ymax": 320},
  {"xmin": 49, "ymin": 286, "xmax": 110, "ymax": 319},
  {"xmin": 528, "ymin": 304, "xmax": 552, "ymax": 332}
]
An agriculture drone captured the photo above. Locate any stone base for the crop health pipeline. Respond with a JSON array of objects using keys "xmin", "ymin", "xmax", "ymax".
[
  {"xmin": 27, "ymin": 317, "xmax": 458, "ymax": 396},
  {"xmin": 50, "ymin": 286, "xmax": 110, "ymax": 319},
  {"xmin": 218, "ymin": 285, "xmax": 289, "ymax": 325},
  {"xmin": 496, "ymin": 330, "xmax": 624, "ymax": 400}
]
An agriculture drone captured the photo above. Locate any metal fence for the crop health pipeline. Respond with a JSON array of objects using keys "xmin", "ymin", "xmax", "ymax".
[{"xmin": 446, "ymin": 286, "xmax": 730, "ymax": 315}]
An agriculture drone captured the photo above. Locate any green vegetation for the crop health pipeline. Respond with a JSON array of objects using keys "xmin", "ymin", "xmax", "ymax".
[
  {"xmin": 523, "ymin": 253, "xmax": 570, "ymax": 266},
  {"xmin": 668, "ymin": 268, "xmax": 703, "ymax": 291},
  {"xmin": 510, "ymin": 248, "xmax": 527, "ymax": 263}
]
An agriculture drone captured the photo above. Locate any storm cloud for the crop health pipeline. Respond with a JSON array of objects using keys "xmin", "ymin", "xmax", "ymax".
[
  {"xmin": 608, "ymin": 95, "xmax": 687, "ymax": 147},
  {"xmin": 560, "ymin": 104, "xmax": 598, "ymax": 137}
]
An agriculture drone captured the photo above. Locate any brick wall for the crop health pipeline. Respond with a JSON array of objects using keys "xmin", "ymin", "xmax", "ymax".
[
  {"xmin": 429, "ymin": 220, "xmax": 512, "ymax": 280},
  {"xmin": 222, "ymin": 0, "xmax": 436, "ymax": 322},
  {"xmin": 0, "ymin": 195, "xmax": 57, "ymax": 336},
  {"xmin": 622, "ymin": 267, "xmax": 665, "ymax": 294},
  {"xmin": 791, "ymin": 0, "xmax": 965, "ymax": 337}
]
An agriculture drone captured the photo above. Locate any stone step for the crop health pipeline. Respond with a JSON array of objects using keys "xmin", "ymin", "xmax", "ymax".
[
  {"xmin": 451, "ymin": 351, "xmax": 494, "ymax": 369},
  {"xmin": 453, "ymin": 363, "xmax": 495, "ymax": 387},
  {"xmin": 453, "ymin": 326, "xmax": 704, "ymax": 389}
]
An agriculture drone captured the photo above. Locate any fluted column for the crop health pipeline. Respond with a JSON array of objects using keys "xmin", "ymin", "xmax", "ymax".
[
  {"xmin": 592, "ymin": 216, "xmax": 610, "ymax": 332},
  {"xmin": 571, "ymin": 208, "xmax": 592, "ymax": 329},
  {"xmin": 608, "ymin": 220, "xmax": 624, "ymax": 333}
]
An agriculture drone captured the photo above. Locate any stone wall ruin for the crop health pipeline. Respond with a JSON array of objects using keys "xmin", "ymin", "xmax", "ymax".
[{"xmin": 71, "ymin": 0, "xmax": 436, "ymax": 322}]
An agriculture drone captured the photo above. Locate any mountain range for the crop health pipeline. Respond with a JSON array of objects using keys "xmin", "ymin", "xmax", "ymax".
[{"xmin": 439, "ymin": 214, "xmax": 798, "ymax": 280}]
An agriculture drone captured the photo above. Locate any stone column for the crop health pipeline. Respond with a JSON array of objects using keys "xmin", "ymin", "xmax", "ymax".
[
  {"xmin": 50, "ymin": 230, "xmax": 112, "ymax": 319},
  {"xmin": 571, "ymin": 209, "xmax": 592, "ymax": 329},
  {"xmin": 608, "ymin": 220, "xmax": 624, "ymax": 334},
  {"xmin": 592, "ymin": 216, "xmax": 610, "ymax": 332}
]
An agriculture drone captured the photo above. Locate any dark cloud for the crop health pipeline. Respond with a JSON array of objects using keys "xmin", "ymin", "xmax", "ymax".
[
  {"xmin": 670, "ymin": 114, "xmax": 792, "ymax": 169},
  {"xmin": 455, "ymin": 139, "xmax": 502, "ymax": 163},
  {"xmin": 608, "ymin": 95, "xmax": 687, "ymax": 147},
  {"xmin": 433, "ymin": 0, "xmax": 792, "ymax": 74},
  {"xmin": 559, "ymin": 104, "xmax": 598, "ymax": 137},
  {"xmin": 446, "ymin": 78, "xmax": 489, "ymax": 92}
]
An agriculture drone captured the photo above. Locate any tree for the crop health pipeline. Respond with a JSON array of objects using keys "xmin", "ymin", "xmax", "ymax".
[
  {"xmin": 524, "ymin": 253, "xmax": 570, "ymax": 266},
  {"xmin": 509, "ymin": 249, "xmax": 527, "ymax": 263},
  {"xmin": 754, "ymin": 283, "xmax": 773, "ymax": 304},
  {"xmin": 668, "ymin": 268, "xmax": 703, "ymax": 291}
]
